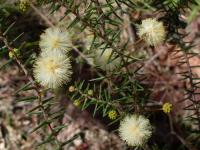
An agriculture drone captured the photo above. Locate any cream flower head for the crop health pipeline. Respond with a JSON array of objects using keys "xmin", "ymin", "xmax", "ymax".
[
  {"xmin": 94, "ymin": 47, "xmax": 121, "ymax": 71},
  {"xmin": 137, "ymin": 18, "xmax": 166, "ymax": 46},
  {"xmin": 33, "ymin": 49, "xmax": 72, "ymax": 89},
  {"xmin": 119, "ymin": 115, "xmax": 152, "ymax": 147},
  {"xmin": 39, "ymin": 27, "xmax": 71, "ymax": 52}
]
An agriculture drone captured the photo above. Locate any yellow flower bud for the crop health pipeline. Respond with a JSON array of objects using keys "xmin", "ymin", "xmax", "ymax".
[
  {"xmin": 9, "ymin": 48, "xmax": 19, "ymax": 59},
  {"xmin": 162, "ymin": 102, "xmax": 172, "ymax": 113},
  {"xmin": 19, "ymin": 0, "xmax": 30, "ymax": 12},
  {"xmin": 108, "ymin": 110, "xmax": 118, "ymax": 120}
]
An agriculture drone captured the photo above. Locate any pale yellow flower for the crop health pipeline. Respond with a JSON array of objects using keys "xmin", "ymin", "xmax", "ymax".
[
  {"xmin": 39, "ymin": 27, "xmax": 71, "ymax": 52},
  {"xmin": 68, "ymin": 86, "xmax": 76, "ymax": 92},
  {"xmin": 137, "ymin": 18, "xmax": 166, "ymax": 46},
  {"xmin": 119, "ymin": 115, "xmax": 152, "ymax": 146},
  {"xmin": 33, "ymin": 49, "xmax": 72, "ymax": 89}
]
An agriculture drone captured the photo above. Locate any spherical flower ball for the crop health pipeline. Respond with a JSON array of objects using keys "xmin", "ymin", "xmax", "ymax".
[
  {"xmin": 94, "ymin": 48, "xmax": 121, "ymax": 71},
  {"xmin": 39, "ymin": 27, "xmax": 71, "ymax": 52},
  {"xmin": 119, "ymin": 115, "xmax": 152, "ymax": 147},
  {"xmin": 33, "ymin": 49, "xmax": 72, "ymax": 89},
  {"xmin": 137, "ymin": 18, "xmax": 166, "ymax": 46}
]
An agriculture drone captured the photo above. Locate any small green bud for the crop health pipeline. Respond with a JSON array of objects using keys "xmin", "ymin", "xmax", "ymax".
[
  {"xmin": 73, "ymin": 99, "xmax": 81, "ymax": 107},
  {"xmin": 87, "ymin": 89, "xmax": 93, "ymax": 96},
  {"xmin": 9, "ymin": 48, "xmax": 19, "ymax": 59},
  {"xmin": 19, "ymin": 0, "xmax": 30, "ymax": 12}
]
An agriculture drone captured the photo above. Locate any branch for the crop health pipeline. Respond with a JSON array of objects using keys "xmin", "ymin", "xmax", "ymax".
[
  {"xmin": 168, "ymin": 114, "xmax": 197, "ymax": 150},
  {"xmin": 0, "ymin": 33, "xmax": 62, "ymax": 148}
]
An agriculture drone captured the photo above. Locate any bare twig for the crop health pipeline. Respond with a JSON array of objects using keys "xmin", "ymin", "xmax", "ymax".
[
  {"xmin": 30, "ymin": 3, "xmax": 54, "ymax": 27},
  {"xmin": 183, "ymin": 52, "xmax": 200, "ymax": 130},
  {"xmin": 168, "ymin": 114, "xmax": 197, "ymax": 150}
]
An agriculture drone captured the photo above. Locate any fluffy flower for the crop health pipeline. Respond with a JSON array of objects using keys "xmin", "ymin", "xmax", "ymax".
[
  {"xmin": 39, "ymin": 27, "xmax": 71, "ymax": 52},
  {"xmin": 137, "ymin": 18, "xmax": 166, "ymax": 46},
  {"xmin": 94, "ymin": 47, "xmax": 121, "ymax": 71},
  {"xmin": 33, "ymin": 49, "xmax": 72, "ymax": 89},
  {"xmin": 119, "ymin": 115, "xmax": 152, "ymax": 147}
]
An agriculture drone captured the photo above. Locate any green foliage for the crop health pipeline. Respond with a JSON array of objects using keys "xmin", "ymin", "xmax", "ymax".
[{"xmin": 0, "ymin": 0, "xmax": 200, "ymax": 149}]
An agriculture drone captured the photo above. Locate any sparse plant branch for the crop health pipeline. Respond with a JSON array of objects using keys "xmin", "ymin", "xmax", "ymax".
[
  {"xmin": 31, "ymin": 1, "xmax": 140, "ymax": 113},
  {"xmin": 75, "ymin": 86, "xmax": 124, "ymax": 115},
  {"xmin": 58, "ymin": 0, "xmax": 140, "ymax": 62},
  {"xmin": 171, "ymin": 31, "xmax": 200, "ymax": 131},
  {"xmin": 155, "ymin": 0, "xmax": 200, "ymax": 141},
  {"xmin": 91, "ymin": 0, "xmax": 106, "ymax": 35},
  {"xmin": 58, "ymin": 1, "xmax": 142, "ymax": 113},
  {"xmin": 30, "ymin": 3, "xmax": 54, "ymax": 27},
  {"xmin": 29, "ymin": 4, "xmax": 119, "ymax": 97},
  {"xmin": 0, "ymin": 32, "xmax": 63, "ymax": 149},
  {"xmin": 168, "ymin": 114, "xmax": 198, "ymax": 150},
  {"xmin": 183, "ymin": 50, "xmax": 200, "ymax": 130}
]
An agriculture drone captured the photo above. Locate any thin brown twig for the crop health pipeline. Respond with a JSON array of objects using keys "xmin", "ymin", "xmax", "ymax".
[
  {"xmin": 168, "ymin": 114, "xmax": 197, "ymax": 150},
  {"xmin": 183, "ymin": 52, "xmax": 200, "ymax": 130},
  {"xmin": 30, "ymin": 3, "xmax": 54, "ymax": 27}
]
